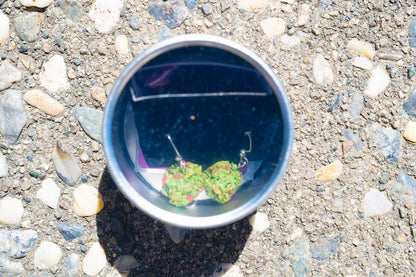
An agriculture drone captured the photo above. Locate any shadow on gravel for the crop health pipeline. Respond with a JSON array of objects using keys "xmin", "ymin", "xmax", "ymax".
[{"xmin": 96, "ymin": 168, "xmax": 252, "ymax": 277}]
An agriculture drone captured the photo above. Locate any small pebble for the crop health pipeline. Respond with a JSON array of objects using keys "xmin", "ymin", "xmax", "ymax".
[
  {"xmin": 347, "ymin": 38, "xmax": 375, "ymax": 59},
  {"xmin": 53, "ymin": 140, "xmax": 81, "ymax": 186},
  {"xmin": 403, "ymin": 89, "xmax": 416, "ymax": 116},
  {"xmin": 364, "ymin": 67, "xmax": 390, "ymax": 98},
  {"xmin": 260, "ymin": 18, "xmax": 286, "ymax": 38},
  {"xmin": 82, "ymin": 242, "xmax": 107, "ymax": 276},
  {"xmin": 29, "ymin": 169, "xmax": 38, "ymax": 178},
  {"xmin": 108, "ymin": 255, "xmax": 139, "ymax": 276},
  {"xmin": 394, "ymin": 173, "xmax": 416, "ymax": 203},
  {"xmin": 315, "ymin": 160, "xmax": 343, "ymax": 182},
  {"xmin": 36, "ymin": 178, "xmax": 60, "ymax": 209},
  {"xmin": 351, "ymin": 56, "xmax": 373, "ymax": 70},
  {"xmin": 297, "ymin": 4, "xmax": 311, "ymax": 26},
  {"xmin": 249, "ymin": 212, "xmax": 270, "ymax": 234},
  {"xmin": 362, "ymin": 189, "xmax": 392, "ymax": 217},
  {"xmin": 310, "ymin": 235, "xmax": 340, "ymax": 260},
  {"xmin": 0, "ymin": 197, "xmax": 24, "ymax": 225},
  {"xmin": 129, "ymin": 16, "xmax": 140, "ymax": 30},
  {"xmin": 23, "ymin": 89, "xmax": 64, "ymax": 116},
  {"xmin": 20, "ymin": 0, "xmax": 53, "ymax": 8},
  {"xmin": 34, "ymin": 241, "xmax": 62, "ymax": 269},
  {"xmin": 13, "ymin": 12, "xmax": 43, "ymax": 43},
  {"xmin": 291, "ymin": 236, "xmax": 310, "ymax": 277},
  {"xmin": 40, "ymin": 55, "xmax": 69, "ymax": 93},
  {"xmin": 114, "ymin": 35, "xmax": 129, "ymax": 56},
  {"xmin": 165, "ymin": 224, "xmax": 189, "ymax": 244},
  {"xmin": 403, "ymin": 121, "xmax": 416, "ymax": 142},
  {"xmin": 80, "ymin": 151, "xmax": 90, "ymax": 163},
  {"xmin": 371, "ymin": 123, "xmax": 401, "ymax": 162},
  {"xmin": 0, "ymin": 256, "xmax": 24, "ymax": 276},
  {"xmin": 0, "ymin": 61, "xmax": 22, "ymax": 91},
  {"xmin": 0, "ymin": 89, "xmax": 27, "ymax": 144},
  {"xmin": 75, "ymin": 107, "xmax": 103, "ymax": 143},
  {"xmin": 238, "ymin": 0, "xmax": 269, "ymax": 10},
  {"xmin": 313, "ymin": 54, "xmax": 334, "ymax": 85},
  {"xmin": 0, "ymin": 230, "xmax": 38, "ymax": 258},
  {"xmin": 73, "ymin": 184, "xmax": 104, "ymax": 217},
  {"xmin": 201, "ymin": 4, "xmax": 212, "ymax": 15},
  {"xmin": 349, "ymin": 92, "xmax": 363, "ymax": 120},
  {"xmin": 148, "ymin": 0, "xmax": 189, "ymax": 29},
  {"xmin": 65, "ymin": 254, "xmax": 81, "ymax": 277},
  {"xmin": 408, "ymin": 67, "xmax": 415, "ymax": 79},
  {"xmin": 89, "ymin": 86, "xmax": 107, "ymax": 105},
  {"xmin": 57, "ymin": 223, "xmax": 85, "ymax": 242},
  {"xmin": 0, "ymin": 12, "xmax": 9, "ymax": 45},
  {"xmin": 89, "ymin": 0, "xmax": 123, "ymax": 33},
  {"xmin": 184, "ymin": 0, "xmax": 197, "ymax": 9}
]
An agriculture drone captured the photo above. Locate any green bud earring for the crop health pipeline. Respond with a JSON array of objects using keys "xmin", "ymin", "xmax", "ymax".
[
  {"xmin": 204, "ymin": 131, "xmax": 252, "ymax": 204},
  {"xmin": 161, "ymin": 134, "xmax": 204, "ymax": 207}
]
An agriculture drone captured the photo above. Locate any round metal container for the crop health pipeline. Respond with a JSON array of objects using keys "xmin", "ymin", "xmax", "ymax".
[{"xmin": 103, "ymin": 35, "xmax": 293, "ymax": 229}]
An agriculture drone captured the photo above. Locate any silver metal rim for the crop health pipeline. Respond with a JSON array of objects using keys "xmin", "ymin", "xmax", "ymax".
[{"xmin": 103, "ymin": 34, "xmax": 294, "ymax": 229}]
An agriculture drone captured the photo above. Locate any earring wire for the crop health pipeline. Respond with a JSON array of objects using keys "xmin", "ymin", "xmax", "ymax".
[
  {"xmin": 238, "ymin": 131, "xmax": 252, "ymax": 168},
  {"xmin": 166, "ymin": 134, "xmax": 185, "ymax": 167}
]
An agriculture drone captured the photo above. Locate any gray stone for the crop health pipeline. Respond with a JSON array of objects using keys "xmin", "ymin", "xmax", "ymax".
[
  {"xmin": 53, "ymin": 140, "xmax": 81, "ymax": 186},
  {"xmin": 0, "ymin": 256, "xmax": 24, "ymax": 277},
  {"xmin": 58, "ymin": 223, "xmax": 85, "ymax": 242},
  {"xmin": 393, "ymin": 173, "xmax": 416, "ymax": 203},
  {"xmin": 62, "ymin": 0, "xmax": 83, "ymax": 22},
  {"xmin": 310, "ymin": 235, "xmax": 340, "ymax": 260},
  {"xmin": 371, "ymin": 123, "xmax": 401, "ymax": 162},
  {"xmin": 349, "ymin": 92, "xmax": 363, "ymax": 120},
  {"xmin": 0, "ymin": 230, "xmax": 38, "ymax": 258},
  {"xmin": 184, "ymin": 0, "xmax": 197, "ymax": 9},
  {"xmin": 13, "ymin": 12, "xmax": 43, "ymax": 43},
  {"xmin": 408, "ymin": 17, "xmax": 416, "ymax": 38},
  {"xmin": 0, "ymin": 90, "xmax": 27, "ymax": 144},
  {"xmin": 202, "ymin": 4, "xmax": 212, "ymax": 15},
  {"xmin": 129, "ymin": 16, "xmax": 140, "ymax": 30},
  {"xmin": 0, "ymin": 61, "xmax": 22, "ymax": 91},
  {"xmin": 403, "ymin": 88, "xmax": 416, "ymax": 116},
  {"xmin": 344, "ymin": 129, "xmax": 364, "ymax": 151},
  {"xmin": 291, "ymin": 236, "xmax": 309, "ymax": 277},
  {"xmin": 64, "ymin": 254, "xmax": 80, "ymax": 277},
  {"xmin": 158, "ymin": 28, "xmax": 173, "ymax": 41},
  {"xmin": 75, "ymin": 107, "xmax": 103, "ymax": 143},
  {"xmin": 165, "ymin": 224, "xmax": 188, "ymax": 244},
  {"xmin": 149, "ymin": 0, "xmax": 188, "ymax": 29}
]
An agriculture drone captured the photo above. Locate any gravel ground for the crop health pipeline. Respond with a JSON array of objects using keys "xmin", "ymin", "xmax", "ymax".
[{"xmin": 1, "ymin": 0, "xmax": 416, "ymax": 276}]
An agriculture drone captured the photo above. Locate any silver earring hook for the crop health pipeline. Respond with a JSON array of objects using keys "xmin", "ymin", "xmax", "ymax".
[
  {"xmin": 238, "ymin": 131, "xmax": 252, "ymax": 168},
  {"xmin": 166, "ymin": 134, "xmax": 185, "ymax": 167}
]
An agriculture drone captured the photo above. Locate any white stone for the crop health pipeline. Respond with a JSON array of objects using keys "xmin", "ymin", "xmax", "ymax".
[
  {"xmin": 297, "ymin": 4, "xmax": 311, "ymax": 26},
  {"xmin": 238, "ymin": 0, "xmax": 268, "ymax": 10},
  {"xmin": 40, "ymin": 55, "xmax": 69, "ymax": 93},
  {"xmin": 82, "ymin": 242, "xmax": 107, "ymax": 276},
  {"xmin": 165, "ymin": 224, "xmax": 188, "ymax": 244},
  {"xmin": 20, "ymin": 0, "xmax": 53, "ymax": 8},
  {"xmin": 351, "ymin": 56, "xmax": 373, "ymax": 70},
  {"xmin": 364, "ymin": 67, "xmax": 390, "ymax": 98},
  {"xmin": 0, "ymin": 257, "xmax": 24, "ymax": 276},
  {"xmin": 36, "ymin": 178, "xmax": 60, "ymax": 209},
  {"xmin": 403, "ymin": 121, "xmax": 416, "ymax": 142},
  {"xmin": 23, "ymin": 89, "xmax": 64, "ymax": 116},
  {"xmin": 73, "ymin": 184, "xmax": 104, "ymax": 217},
  {"xmin": 362, "ymin": 189, "xmax": 392, "ymax": 217},
  {"xmin": 280, "ymin": 34, "xmax": 301, "ymax": 49},
  {"xmin": 89, "ymin": 0, "xmax": 123, "ymax": 33},
  {"xmin": 65, "ymin": 253, "xmax": 81, "ymax": 277},
  {"xmin": 313, "ymin": 54, "xmax": 334, "ymax": 85},
  {"xmin": 213, "ymin": 263, "xmax": 243, "ymax": 277},
  {"xmin": 260, "ymin": 18, "xmax": 286, "ymax": 38},
  {"xmin": 347, "ymin": 38, "xmax": 375, "ymax": 59},
  {"xmin": 0, "ymin": 197, "xmax": 23, "ymax": 225},
  {"xmin": 0, "ymin": 12, "xmax": 9, "ymax": 45},
  {"xmin": 288, "ymin": 227, "xmax": 303, "ymax": 242},
  {"xmin": 0, "ymin": 60, "xmax": 22, "ymax": 91},
  {"xmin": 249, "ymin": 212, "xmax": 270, "ymax": 233},
  {"xmin": 34, "ymin": 241, "xmax": 62, "ymax": 269},
  {"xmin": 115, "ymin": 35, "xmax": 129, "ymax": 55},
  {"xmin": 0, "ymin": 152, "xmax": 8, "ymax": 177}
]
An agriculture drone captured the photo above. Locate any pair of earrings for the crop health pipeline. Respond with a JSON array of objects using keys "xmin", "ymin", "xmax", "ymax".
[{"xmin": 161, "ymin": 132, "xmax": 252, "ymax": 207}]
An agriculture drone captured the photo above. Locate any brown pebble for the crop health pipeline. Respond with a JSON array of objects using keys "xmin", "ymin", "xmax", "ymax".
[
  {"xmin": 23, "ymin": 89, "xmax": 64, "ymax": 116},
  {"xmin": 90, "ymin": 86, "xmax": 107, "ymax": 106},
  {"xmin": 342, "ymin": 140, "xmax": 354, "ymax": 155}
]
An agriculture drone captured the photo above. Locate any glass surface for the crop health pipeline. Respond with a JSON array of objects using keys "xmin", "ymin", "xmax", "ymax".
[{"xmin": 116, "ymin": 46, "xmax": 285, "ymax": 210}]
